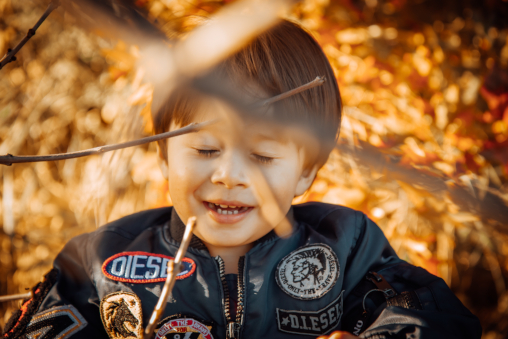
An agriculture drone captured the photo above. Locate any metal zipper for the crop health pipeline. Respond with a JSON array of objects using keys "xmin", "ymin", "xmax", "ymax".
[{"xmin": 215, "ymin": 256, "xmax": 246, "ymax": 339}]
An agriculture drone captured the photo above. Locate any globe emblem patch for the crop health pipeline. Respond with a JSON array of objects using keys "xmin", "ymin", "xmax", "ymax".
[{"xmin": 276, "ymin": 244, "xmax": 339, "ymax": 300}]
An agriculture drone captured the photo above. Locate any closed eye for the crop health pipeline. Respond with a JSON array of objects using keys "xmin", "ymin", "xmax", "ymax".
[
  {"xmin": 253, "ymin": 154, "xmax": 274, "ymax": 164},
  {"xmin": 196, "ymin": 149, "xmax": 218, "ymax": 157}
]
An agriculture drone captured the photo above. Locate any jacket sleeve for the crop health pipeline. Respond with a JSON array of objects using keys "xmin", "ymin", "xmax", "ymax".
[
  {"xmin": 3, "ymin": 233, "xmax": 108, "ymax": 339},
  {"xmin": 340, "ymin": 213, "xmax": 482, "ymax": 339}
]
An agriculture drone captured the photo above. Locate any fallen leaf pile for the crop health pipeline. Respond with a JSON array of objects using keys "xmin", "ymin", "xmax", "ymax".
[{"xmin": 1, "ymin": 0, "xmax": 508, "ymax": 337}]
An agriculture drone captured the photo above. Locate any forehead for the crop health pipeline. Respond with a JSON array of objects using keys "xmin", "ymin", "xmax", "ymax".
[{"xmin": 189, "ymin": 97, "xmax": 294, "ymax": 143}]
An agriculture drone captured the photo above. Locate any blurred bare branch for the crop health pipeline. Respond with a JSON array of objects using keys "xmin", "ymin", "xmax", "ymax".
[
  {"xmin": 0, "ymin": 120, "xmax": 215, "ymax": 165},
  {"xmin": 0, "ymin": 0, "xmax": 59, "ymax": 70},
  {"xmin": 143, "ymin": 216, "xmax": 196, "ymax": 339},
  {"xmin": 61, "ymin": 0, "xmax": 167, "ymax": 47},
  {"xmin": 0, "ymin": 73, "xmax": 328, "ymax": 167},
  {"xmin": 337, "ymin": 142, "xmax": 508, "ymax": 228},
  {"xmin": 148, "ymin": 0, "xmax": 296, "ymax": 113},
  {"xmin": 0, "ymin": 292, "xmax": 32, "ymax": 303},
  {"xmin": 59, "ymin": 0, "xmax": 296, "ymax": 114},
  {"xmin": 257, "ymin": 76, "xmax": 326, "ymax": 107}
]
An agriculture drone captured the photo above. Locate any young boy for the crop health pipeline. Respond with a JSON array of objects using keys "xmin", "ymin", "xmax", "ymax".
[{"xmin": 4, "ymin": 20, "xmax": 481, "ymax": 339}]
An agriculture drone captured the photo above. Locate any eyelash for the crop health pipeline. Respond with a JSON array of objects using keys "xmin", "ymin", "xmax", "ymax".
[
  {"xmin": 196, "ymin": 149, "xmax": 274, "ymax": 164},
  {"xmin": 254, "ymin": 154, "xmax": 274, "ymax": 164},
  {"xmin": 197, "ymin": 149, "xmax": 217, "ymax": 157}
]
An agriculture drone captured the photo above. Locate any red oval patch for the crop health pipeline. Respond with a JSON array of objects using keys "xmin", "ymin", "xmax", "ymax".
[{"xmin": 102, "ymin": 251, "xmax": 196, "ymax": 283}]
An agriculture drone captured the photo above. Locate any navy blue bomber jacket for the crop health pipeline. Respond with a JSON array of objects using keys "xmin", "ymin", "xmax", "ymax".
[{"xmin": 4, "ymin": 203, "xmax": 481, "ymax": 339}]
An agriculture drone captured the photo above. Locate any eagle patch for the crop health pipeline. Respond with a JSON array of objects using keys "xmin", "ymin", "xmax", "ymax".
[
  {"xmin": 276, "ymin": 244, "xmax": 339, "ymax": 300},
  {"xmin": 102, "ymin": 251, "xmax": 196, "ymax": 283},
  {"xmin": 100, "ymin": 292, "xmax": 143, "ymax": 339}
]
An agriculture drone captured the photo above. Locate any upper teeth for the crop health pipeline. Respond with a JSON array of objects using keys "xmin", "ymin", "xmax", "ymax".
[
  {"xmin": 208, "ymin": 202, "xmax": 246, "ymax": 215},
  {"xmin": 216, "ymin": 203, "xmax": 239, "ymax": 208}
]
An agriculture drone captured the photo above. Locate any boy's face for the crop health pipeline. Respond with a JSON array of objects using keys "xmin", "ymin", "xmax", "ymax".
[{"xmin": 160, "ymin": 99, "xmax": 318, "ymax": 249}]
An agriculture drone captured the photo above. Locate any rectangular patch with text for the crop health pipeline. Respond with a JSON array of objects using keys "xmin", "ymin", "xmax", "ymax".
[{"xmin": 276, "ymin": 291, "xmax": 344, "ymax": 336}]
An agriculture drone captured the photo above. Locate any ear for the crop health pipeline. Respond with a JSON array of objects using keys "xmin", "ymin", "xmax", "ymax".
[
  {"xmin": 156, "ymin": 144, "xmax": 169, "ymax": 180},
  {"xmin": 295, "ymin": 165, "xmax": 319, "ymax": 196}
]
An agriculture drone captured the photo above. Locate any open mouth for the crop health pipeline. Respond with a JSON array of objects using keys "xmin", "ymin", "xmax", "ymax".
[{"xmin": 204, "ymin": 202, "xmax": 252, "ymax": 215}]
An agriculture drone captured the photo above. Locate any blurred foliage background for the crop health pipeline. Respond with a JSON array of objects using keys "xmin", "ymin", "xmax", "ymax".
[{"xmin": 1, "ymin": 0, "xmax": 508, "ymax": 337}]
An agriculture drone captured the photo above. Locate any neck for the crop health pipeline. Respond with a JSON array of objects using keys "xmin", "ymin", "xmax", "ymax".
[{"xmin": 205, "ymin": 243, "xmax": 253, "ymax": 274}]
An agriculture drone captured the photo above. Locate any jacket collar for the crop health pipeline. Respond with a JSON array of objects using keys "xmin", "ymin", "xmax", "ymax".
[{"xmin": 169, "ymin": 208, "xmax": 208, "ymax": 251}]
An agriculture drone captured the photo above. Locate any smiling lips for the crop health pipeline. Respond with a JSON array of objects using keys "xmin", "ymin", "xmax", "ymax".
[{"xmin": 204, "ymin": 201, "xmax": 253, "ymax": 224}]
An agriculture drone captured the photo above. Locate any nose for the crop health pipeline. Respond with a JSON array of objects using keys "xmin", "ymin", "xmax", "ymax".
[{"xmin": 210, "ymin": 150, "xmax": 249, "ymax": 189}]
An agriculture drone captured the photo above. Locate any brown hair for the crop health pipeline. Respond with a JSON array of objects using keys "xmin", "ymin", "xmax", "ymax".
[{"xmin": 153, "ymin": 19, "xmax": 342, "ymax": 166}]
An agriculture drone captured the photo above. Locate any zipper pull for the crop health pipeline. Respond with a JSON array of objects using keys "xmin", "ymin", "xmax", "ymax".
[{"xmin": 227, "ymin": 322, "xmax": 240, "ymax": 339}]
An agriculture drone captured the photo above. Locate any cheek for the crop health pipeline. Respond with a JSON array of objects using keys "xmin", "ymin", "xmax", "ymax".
[
  {"xmin": 167, "ymin": 160, "xmax": 205, "ymax": 195},
  {"xmin": 166, "ymin": 144, "xmax": 204, "ymax": 199},
  {"xmin": 257, "ymin": 159, "xmax": 300, "ymax": 221},
  {"xmin": 166, "ymin": 158, "xmax": 211, "ymax": 223},
  {"xmin": 267, "ymin": 161, "xmax": 300, "ymax": 201},
  {"xmin": 166, "ymin": 166, "xmax": 186, "ymax": 198}
]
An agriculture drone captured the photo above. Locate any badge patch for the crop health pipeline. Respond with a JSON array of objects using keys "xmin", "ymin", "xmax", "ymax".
[
  {"xmin": 276, "ymin": 244, "xmax": 339, "ymax": 300},
  {"xmin": 100, "ymin": 292, "xmax": 143, "ymax": 339},
  {"xmin": 276, "ymin": 291, "xmax": 344, "ymax": 336},
  {"xmin": 22, "ymin": 305, "xmax": 88, "ymax": 339},
  {"xmin": 102, "ymin": 251, "xmax": 196, "ymax": 283},
  {"xmin": 155, "ymin": 318, "xmax": 214, "ymax": 339}
]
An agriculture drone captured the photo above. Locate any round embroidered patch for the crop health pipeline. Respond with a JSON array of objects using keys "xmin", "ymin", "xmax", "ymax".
[
  {"xmin": 276, "ymin": 243, "xmax": 340, "ymax": 300},
  {"xmin": 155, "ymin": 318, "xmax": 213, "ymax": 339}
]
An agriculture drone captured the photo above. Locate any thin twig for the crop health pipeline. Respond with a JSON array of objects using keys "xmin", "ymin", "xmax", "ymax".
[
  {"xmin": 144, "ymin": 216, "xmax": 197, "ymax": 339},
  {"xmin": 0, "ymin": 75, "xmax": 326, "ymax": 166},
  {"xmin": 0, "ymin": 120, "xmax": 216, "ymax": 166},
  {"xmin": 0, "ymin": 291, "xmax": 32, "ymax": 303},
  {"xmin": 0, "ymin": 74, "xmax": 323, "ymax": 166},
  {"xmin": 0, "ymin": 0, "xmax": 59, "ymax": 70},
  {"xmin": 257, "ymin": 76, "xmax": 326, "ymax": 107}
]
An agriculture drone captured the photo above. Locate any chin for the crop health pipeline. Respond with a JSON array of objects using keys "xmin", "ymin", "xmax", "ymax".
[
  {"xmin": 197, "ymin": 231, "xmax": 252, "ymax": 247},
  {"xmin": 209, "ymin": 236, "xmax": 250, "ymax": 247}
]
